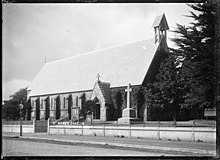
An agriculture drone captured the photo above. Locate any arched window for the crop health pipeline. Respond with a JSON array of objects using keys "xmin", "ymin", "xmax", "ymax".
[
  {"xmin": 41, "ymin": 99, "xmax": 43, "ymax": 109},
  {"xmin": 64, "ymin": 97, "xmax": 66, "ymax": 109},
  {"xmin": 79, "ymin": 93, "xmax": 85, "ymax": 110},
  {"xmin": 31, "ymin": 100, "xmax": 34, "ymax": 109},
  {"xmin": 76, "ymin": 96, "xmax": 78, "ymax": 107},
  {"xmin": 51, "ymin": 98, "xmax": 53, "ymax": 109}
]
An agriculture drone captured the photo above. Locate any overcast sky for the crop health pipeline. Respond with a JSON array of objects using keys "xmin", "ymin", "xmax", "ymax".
[{"xmin": 3, "ymin": 3, "xmax": 193, "ymax": 100}]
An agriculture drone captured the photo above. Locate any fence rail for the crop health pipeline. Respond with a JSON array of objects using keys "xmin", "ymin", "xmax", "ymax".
[
  {"xmin": 2, "ymin": 120, "xmax": 33, "ymax": 125},
  {"xmin": 49, "ymin": 122, "xmax": 216, "ymax": 143},
  {"xmin": 50, "ymin": 120, "xmax": 216, "ymax": 128},
  {"xmin": 3, "ymin": 119, "xmax": 215, "ymax": 128}
]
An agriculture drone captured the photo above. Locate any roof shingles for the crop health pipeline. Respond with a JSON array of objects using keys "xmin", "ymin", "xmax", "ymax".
[{"xmin": 28, "ymin": 38, "xmax": 158, "ymax": 97}]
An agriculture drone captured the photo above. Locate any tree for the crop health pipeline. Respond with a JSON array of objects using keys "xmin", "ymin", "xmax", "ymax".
[
  {"xmin": 2, "ymin": 87, "xmax": 31, "ymax": 121},
  {"xmin": 171, "ymin": 3, "xmax": 215, "ymax": 118},
  {"xmin": 147, "ymin": 52, "xmax": 183, "ymax": 124},
  {"xmin": 147, "ymin": 2, "xmax": 215, "ymax": 122},
  {"xmin": 132, "ymin": 86, "xmax": 147, "ymax": 121},
  {"xmin": 112, "ymin": 91, "xmax": 123, "ymax": 119},
  {"xmin": 3, "ymin": 100, "xmax": 20, "ymax": 120},
  {"xmin": 80, "ymin": 100, "xmax": 96, "ymax": 120}
]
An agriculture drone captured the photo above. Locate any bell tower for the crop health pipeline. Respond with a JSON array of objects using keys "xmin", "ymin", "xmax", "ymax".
[{"xmin": 152, "ymin": 13, "xmax": 169, "ymax": 44}]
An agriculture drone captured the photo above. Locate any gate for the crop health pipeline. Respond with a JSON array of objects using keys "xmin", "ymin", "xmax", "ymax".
[{"xmin": 34, "ymin": 120, "xmax": 48, "ymax": 133}]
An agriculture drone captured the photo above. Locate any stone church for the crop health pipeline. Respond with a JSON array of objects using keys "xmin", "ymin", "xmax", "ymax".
[{"xmin": 27, "ymin": 14, "xmax": 169, "ymax": 122}]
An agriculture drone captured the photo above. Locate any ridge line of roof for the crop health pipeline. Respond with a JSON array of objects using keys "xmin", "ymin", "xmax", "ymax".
[{"xmin": 46, "ymin": 38, "xmax": 153, "ymax": 65}]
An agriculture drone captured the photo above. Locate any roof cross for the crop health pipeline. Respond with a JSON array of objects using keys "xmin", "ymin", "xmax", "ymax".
[
  {"xmin": 97, "ymin": 73, "xmax": 100, "ymax": 82},
  {"xmin": 125, "ymin": 83, "xmax": 132, "ymax": 108}
]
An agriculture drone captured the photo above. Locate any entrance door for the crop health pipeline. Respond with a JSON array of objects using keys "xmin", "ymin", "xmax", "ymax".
[
  {"xmin": 36, "ymin": 98, "xmax": 40, "ymax": 120},
  {"xmin": 55, "ymin": 97, "xmax": 60, "ymax": 120},
  {"xmin": 93, "ymin": 103, "xmax": 100, "ymax": 119}
]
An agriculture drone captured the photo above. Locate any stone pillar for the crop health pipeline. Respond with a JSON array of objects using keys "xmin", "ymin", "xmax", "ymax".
[
  {"xmin": 31, "ymin": 101, "xmax": 36, "ymax": 120},
  {"xmin": 54, "ymin": 100, "xmax": 56, "ymax": 119},
  {"xmin": 144, "ymin": 107, "xmax": 148, "ymax": 122},
  {"xmin": 40, "ymin": 99, "xmax": 45, "ymax": 120},
  {"xmin": 60, "ymin": 97, "xmax": 64, "ymax": 117},
  {"xmin": 49, "ymin": 98, "xmax": 55, "ymax": 120},
  {"xmin": 47, "ymin": 118, "xmax": 51, "ymax": 134},
  {"xmin": 101, "ymin": 105, "xmax": 106, "ymax": 121},
  {"xmin": 118, "ymin": 83, "xmax": 138, "ymax": 124},
  {"xmin": 33, "ymin": 118, "xmax": 36, "ymax": 133}
]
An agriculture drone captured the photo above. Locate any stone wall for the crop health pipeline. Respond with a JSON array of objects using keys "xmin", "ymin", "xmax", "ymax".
[
  {"xmin": 49, "ymin": 125, "xmax": 216, "ymax": 143},
  {"xmin": 90, "ymin": 81, "xmax": 106, "ymax": 121},
  {"xmin": 29, "ymin": 83, "xmax": 145, "ymax": 122},
  {"xmin": 30, "ymin": 91, "xmax": 92, "ymax": 121},
  {"xmin": 3, "ymin": 125, "xmax": 34, "ymax": 133}
]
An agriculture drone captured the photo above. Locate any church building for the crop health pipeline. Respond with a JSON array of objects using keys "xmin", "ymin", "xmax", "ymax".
[{"xmin": 27, "ymin": 14, "xmax": 169, "ymax": 122}]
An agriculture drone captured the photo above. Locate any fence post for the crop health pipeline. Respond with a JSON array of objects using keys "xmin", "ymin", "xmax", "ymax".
[
  {"xmin": 82, "ymin": 123, "xmax": 84, "ymax": 136},
  {"xmin": 12, "ymin": 122, "xmax": 14, "ymax": 133},
  {"xmin": 192, "ymin": 120, "xmax": 195, "ymax": 142},
  {"xmin": 33, "ymin": 118, "xmax": 36, "ymax": 133},
  {"xmin": 47, "ymin": 118, "xmax": 50, "ymax": 134},
  {"xmin": 103, "ymin": 122, "xmax": 105, "ymax": 137},
  {"xmin": 20, "ymin": 118, "xmax": 22, "ymax": 136},
  {"xmin": 129, "ymin": 123, "xmax": 131, "ymax": 139},
  {"xmin": 158, "ymin": 120, "xmax": 161, "ymax": 140}
]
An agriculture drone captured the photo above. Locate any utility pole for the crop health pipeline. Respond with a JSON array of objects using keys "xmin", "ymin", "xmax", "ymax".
[{"xmin": 19, "ymin": 103, "xmax": 24, "ymax": 137}]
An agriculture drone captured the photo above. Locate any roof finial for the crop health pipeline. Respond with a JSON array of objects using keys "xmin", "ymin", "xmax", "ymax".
[
  {"xmin": 97, "ymin": 73, "xmax": 100, "ymax": 82},
  {"xmin": 152, "ymin": 14, "xmax": 169, "ymax": 44}
]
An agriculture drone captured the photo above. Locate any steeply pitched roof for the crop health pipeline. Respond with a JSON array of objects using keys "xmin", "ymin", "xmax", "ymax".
[
  {"xmin": 152, "ymin": 14, "xmax": 169, "ymax": 30},
  {"xmin": 28, "ymin": 38, "xmax": 159, "ymax": 97},
  {"xmin": 152, "ymin": 15, "xmax": 163, "ymax": 27},
  {"xmin": 98, "ymin": 81, "xmax": 113, "ymax": 104}
]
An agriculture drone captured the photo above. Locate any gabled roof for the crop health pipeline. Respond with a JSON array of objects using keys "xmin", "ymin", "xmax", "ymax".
[
  {"xmin": 152, "ymin": 13, "xmax": 169, "ymax": 30},
  {"xmin": 28, "ymin": 38, "xmax": 159, "ymax": 97},
  {"xmin": 89, "ymin": 80, "xmax": 112, "ymax": 104},
  {"xmin": 98, "ymin": 81, "xmax": 113, "ymax": 104}
]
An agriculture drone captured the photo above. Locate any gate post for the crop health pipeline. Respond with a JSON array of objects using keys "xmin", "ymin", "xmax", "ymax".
[
  {"xmin": 47, "ymin": 118, "xmax": 51, "ymax": 134},
  {"xmin": 192, "ymin": 120, "xmax": 195, "ymax": 142},
  {"xmin": 82, "ymin": 123, "xmax": 84, "ymax": 136},
  {"xmin": 129, "ymin": 123, "xmax": 131, "ymax": 139},
  {"xmin": 103, "ymin": 122, "xmax": 105, "ymax": 137},
  {"xmin": 158, "ymin": 120, "xmax": 161, "ymax": 140}
]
